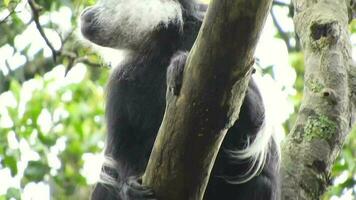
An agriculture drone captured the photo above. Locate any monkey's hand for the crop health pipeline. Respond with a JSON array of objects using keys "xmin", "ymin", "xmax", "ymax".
[
  {"xmin": 120, "ymin": 176, "xmax": 157, "ymax": 200},
  {"xmin": 167, "ymin": 51, "xmax": 188, "ymax": 96}
]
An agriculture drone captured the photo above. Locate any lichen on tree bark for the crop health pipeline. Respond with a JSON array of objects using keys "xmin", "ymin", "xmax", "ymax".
[{"xmin": 281, "ymin": 0, "xmax": 356, "ymax": 199}]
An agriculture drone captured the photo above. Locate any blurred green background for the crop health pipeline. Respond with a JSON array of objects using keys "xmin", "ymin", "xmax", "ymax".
[{"xmin": 0, "ymin": 0, "xmax": 354, "ymax": 199}]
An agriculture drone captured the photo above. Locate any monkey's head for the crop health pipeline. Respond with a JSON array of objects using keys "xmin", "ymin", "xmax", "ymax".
[{"xmin": 80, "ymin": 0, "xmax": 183, "ymax": 50}]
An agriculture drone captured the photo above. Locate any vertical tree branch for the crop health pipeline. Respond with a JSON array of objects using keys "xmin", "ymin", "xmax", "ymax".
[
  {"xmin": 281, "ymin": 0, "xmax": 355, "ymax": 199},
  {"xmin": 142, "ymin": 0, "xmax": 272, "ymax": 200}
]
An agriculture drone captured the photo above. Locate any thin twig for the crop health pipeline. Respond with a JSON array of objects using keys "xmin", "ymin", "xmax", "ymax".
[
  {"xmin": 28, "ymin": 0, "xmax": 58, "ymax": 61},
  {"xmin": 273, "ymin": 0, "xmax": 290, "ymax": 7},
  {"xmin": 61, "ymin": 29, "xmax": 75, "ymax": 47},
  {"xmin": 270, "ymin": 9, "xmax": 293, "ymax": 52},
  {"xmin": 0, "ymin": 10, "xmax": 15, "ymax": 24},
  {"xmin": 0, "ymin": 1, "xmax": 20, "ymax": 24},
  {"xmin": 75, "ymin": 57, "xmax": 107, "ymax": 68}
]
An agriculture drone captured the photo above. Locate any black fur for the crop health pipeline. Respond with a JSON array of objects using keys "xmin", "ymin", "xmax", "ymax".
[{"xmin": 81, "ymin": 1, "xmax": 280, "ymax": 199}]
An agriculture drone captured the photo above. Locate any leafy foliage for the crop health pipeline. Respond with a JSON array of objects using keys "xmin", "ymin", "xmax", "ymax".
[
  {"xmin": 0, "ymin": 64, "xmax": 108, "ymax": 199},
  {"xmin": 323, "ymin": 127, "xmax": 356, "ymax": 199}
]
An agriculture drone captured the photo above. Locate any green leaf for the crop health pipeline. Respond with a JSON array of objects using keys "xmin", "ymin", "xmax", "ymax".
[
  {"xmin": 38, "ymin": 132, "xmax": 57, "ymax": 146},
  {"xmin": 5, "ymin": 187, "xmax": 21, "ymax": 200},
  {"xmin": 8, "ymin": 0, "xmax": 20, "ymax": 10},
  {"xmin": 24, "ymin": 161, "xmax": 50, "ymax": 182},
  {"xmin": 4, "ymin": 0, "xmax": 10, "ymax": 7},
  {"xmin": 262, "ymin": 65, "xmax": 275, "ymax": 78},
  {"xmin": 3, "ymin": 155, "xmax": 18, "ymax": 176},
  {"xmin": 9, "ymin": 80, "xmax": 21, "ymax": 101}
]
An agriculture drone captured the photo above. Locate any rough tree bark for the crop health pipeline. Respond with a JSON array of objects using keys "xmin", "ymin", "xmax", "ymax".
[
  {"xmin": 281, "ymin": 0, "xmax": 356, "ymax": 199},
  {"xmin": 142, "ymin": 0, "xmax": 272, "ymax": 200}
]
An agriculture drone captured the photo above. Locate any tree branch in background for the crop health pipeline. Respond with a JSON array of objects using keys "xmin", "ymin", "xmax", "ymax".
[
  {"xmin": 27, "ymin": 0, "xmax": 104, "ymax": 70},
  {"xmin": 0, "ymin": 10, "xmax": 16, "ymax": 24},
  {"xmin": 142, "ymin": 0, "xmax": 272, "ymax": 199},
  {"xmin": 281, "ymin": 0, "xmax": 356, "ymax": 199},
  {"xmin": 0, "ymin": 1, "xmax": 105, "ymax": 94},
  {"xmin": 350, "ymin": 0, "xmax": 356, "ymax": 20},
  {"xmin": 0, "ymin": 0, "xmax": 20, "ymax": 24},
  {"xmin": 271, "ymin": 1, "xmax": 302, "ymax": 52},
  {"xmin": 273, "ymin": 0, "xmax": 290, "ymax": 7},
  {"xmin": 270, "ymin": 9, "xmax": 293, "ymax": 51},
  {"xmin": 28, "ymin": 0, "xmax": 58, "ymax": 61}
]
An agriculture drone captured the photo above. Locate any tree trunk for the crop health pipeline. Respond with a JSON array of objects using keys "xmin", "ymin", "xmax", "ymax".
[
  {"xmin": 281, "ymin": 0, "xmax": 356, "ymax": 199},
  {"xmin": 142, "ymin": 0, "xmax": 272, "ymax": 200}
]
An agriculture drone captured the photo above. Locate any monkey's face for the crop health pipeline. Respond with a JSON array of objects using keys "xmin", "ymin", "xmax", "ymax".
[
  {"xmin": 80, "ymin": 0, "xmax": 183, "ymax": 50},
  {"xmin": 80, "ymin": 4, "xmax": 126, "ymax": 48}
]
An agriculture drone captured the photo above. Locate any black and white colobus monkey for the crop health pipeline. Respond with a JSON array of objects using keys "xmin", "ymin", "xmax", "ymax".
[{"xmin": 80, "ymin": 0, "xmax": 280, "ymax": 199}]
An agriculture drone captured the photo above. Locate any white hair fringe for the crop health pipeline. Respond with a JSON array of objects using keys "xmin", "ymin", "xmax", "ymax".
[
  {"xmin": 221, "ymin": 100, "xmax": 281, "ymax": 184},
  {"xmin": 98, "ymin": 155, "xmax": 119, "ymax": 186},
  {"xmin": 98, "ymin": 115, "xmax": 280, "ymax": 186},
  {"xmin": 97, "ymin": 0, "xmax": 183, "ymax": 42}
]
